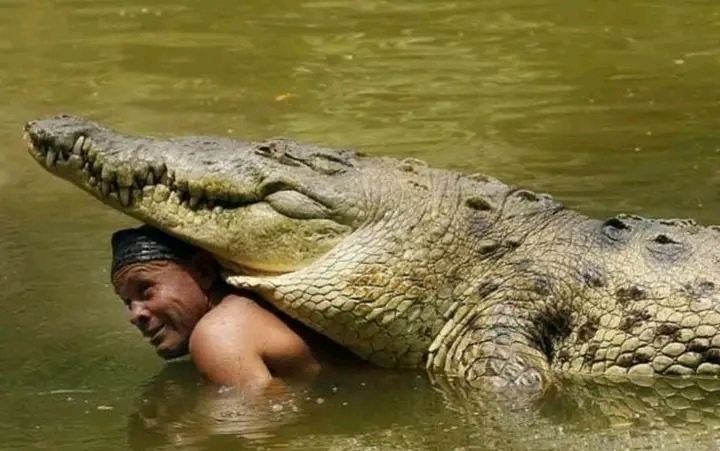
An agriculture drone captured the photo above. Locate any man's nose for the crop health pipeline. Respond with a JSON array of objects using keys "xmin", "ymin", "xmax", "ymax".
[{"xmin": 128, "ymin": 301, "xmax": 151, "ymax": 327}]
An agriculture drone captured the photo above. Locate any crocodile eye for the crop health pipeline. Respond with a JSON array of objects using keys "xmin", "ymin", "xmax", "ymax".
[
  {"xmin": 254, "ymin": 142, "xmax": 277, "ymax": 157},
  {"xmin": 513, "ymin": 190, "xmax": 538, "ymax": 202}
]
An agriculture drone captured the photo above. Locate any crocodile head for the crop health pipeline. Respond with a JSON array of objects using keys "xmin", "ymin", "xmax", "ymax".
[
  {"xmin": 24, "ymin": 115, "xmax": 372, "ymax": 276},
  {"xmin": 24, "ymin": 114, "xmax": 477, "ymax": 369}
]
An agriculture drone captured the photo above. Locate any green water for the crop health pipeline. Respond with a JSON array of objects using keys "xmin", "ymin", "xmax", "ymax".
[{"xmin": 3, "ymin": 0, "xmax": 720, "ymax": 449}]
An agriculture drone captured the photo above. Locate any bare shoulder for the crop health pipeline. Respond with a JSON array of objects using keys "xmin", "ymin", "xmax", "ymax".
[
  {"xmin": 190, "ymin": 293, "xmax": 301, "ymax": 349},
  {"xmin": 188, "ymin": 294, "xmax": 274, "ymax": 389},
  {"xmin": 189, "ymin": 295, "xmax": 250, "ymax": 355},
  {"xmin": 201, "ymin": 294, "xmax": 290, "ymax": 331},
  {"xmin": 190, "ymin": 292, "xmax": 320, "ymax": 383},
  {"xmin": 200, "ymin": 294, "xmax": 255, "ymax": 325}
]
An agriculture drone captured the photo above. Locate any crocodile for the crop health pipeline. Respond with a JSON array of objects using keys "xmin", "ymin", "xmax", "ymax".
[{"xmin": 23, "ymin": 114, "xmax": 720, "ymax": 392}]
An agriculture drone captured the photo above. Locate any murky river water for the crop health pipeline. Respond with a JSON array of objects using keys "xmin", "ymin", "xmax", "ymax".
[{"xmin": 2, "ymin": 0, "xmax": 720, "ymax": 449}]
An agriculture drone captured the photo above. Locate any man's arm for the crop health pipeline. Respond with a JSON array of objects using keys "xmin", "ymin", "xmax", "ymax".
[{"xmin": 188, "ymin": 295, "xmax": 320, "ymax": 395}]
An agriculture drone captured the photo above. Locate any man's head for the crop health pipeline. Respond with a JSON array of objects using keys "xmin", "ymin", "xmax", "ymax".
[{"xmin": 110, "ymin": 225, "xmax": 219, "ymax": 360}]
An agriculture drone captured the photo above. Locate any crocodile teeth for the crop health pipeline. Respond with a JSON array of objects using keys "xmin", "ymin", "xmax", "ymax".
[
  {"xmin": 45, "ymin": 149, "xmax": 58, "ymax": 167},
  {"xmin": 69, "ymin": 155, "xmax": 84, "ymax": 169},
  {"xmin": 134, "ymin": 168, "xmax": 149, "ymax": 188},
  {"xmin": 189, "ymin": 195, "xmax": 201, "ymax": 209},
  {"xmin": 146, "ymin": 172, "xmax": 155, "ymax": 185},
  {"xmin": 160, "ymin": 171, "xmax": 173, "ymax": 186},
  {"xmin": 72, "ymin": 136, "xmax": 85, "ymax": 155},
  {"xmin": 82, "ymin": 137, "xmax": 91, "ymax": 152},
  {"xmin": 119, "ymin": 187, "xmax": 131, "ymax": 207},
  {"xmin": 100, "ymin": 181, "xmax": 111, "ymax": 197}
]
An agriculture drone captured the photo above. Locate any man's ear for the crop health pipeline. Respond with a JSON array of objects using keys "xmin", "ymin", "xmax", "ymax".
[{"xmin": 190, "ymin": 251, "xmax": 219, "ymax": 291}]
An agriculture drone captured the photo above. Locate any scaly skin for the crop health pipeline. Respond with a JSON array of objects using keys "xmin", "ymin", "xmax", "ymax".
[{"xmin": 23, "ymin": 115, "xmax": 720, "ymax": 391}]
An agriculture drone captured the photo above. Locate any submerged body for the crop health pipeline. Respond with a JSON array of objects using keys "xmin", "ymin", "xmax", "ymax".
[{"xmin": 24, "ymin": 115, "xmax": 720, "ymax": 390}]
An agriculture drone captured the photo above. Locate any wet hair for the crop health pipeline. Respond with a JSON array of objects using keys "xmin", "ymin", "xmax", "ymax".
[{"xmin": 110, "ymin": 225, "xmax": 198, "ymax": 277}]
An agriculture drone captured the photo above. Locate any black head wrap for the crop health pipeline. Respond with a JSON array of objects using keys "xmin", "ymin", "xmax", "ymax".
[{"xmin": 110, "ymin": 225, "xmax": 197, "ymax": 277}]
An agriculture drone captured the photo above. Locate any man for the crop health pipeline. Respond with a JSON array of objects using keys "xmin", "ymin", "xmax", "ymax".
[{"xmin": 110, "ymin": 225, "xmax": 355, "ymax": 395}]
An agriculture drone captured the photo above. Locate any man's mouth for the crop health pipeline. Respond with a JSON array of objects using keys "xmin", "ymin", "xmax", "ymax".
[{"xmin": 146, "ymin": 326, "xmax": 165, "ymax": 346}]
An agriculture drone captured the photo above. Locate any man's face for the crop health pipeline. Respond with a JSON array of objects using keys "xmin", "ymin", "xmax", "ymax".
[{"xmin": 112, "ymin": 258, "xmax": 214, "ymax": 360}]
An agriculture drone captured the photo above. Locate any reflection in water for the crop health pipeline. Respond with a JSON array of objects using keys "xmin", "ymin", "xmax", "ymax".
[
  {"xmin": 126, "ymin": 362, "xmax": 443, "ymax": 450},
  {"xmin": 127, "ymin": 362, "xmax": 200, "ymax": 450},
  {"xmin": 433, "ymin": 371, "xmax": 720, "ymax": 431},
  {"xmin": 126, "ymin": 362, "xmax": 307, "ymax": 449},
  {"xmin": 127, "ymin": 363, "xmax": 720, "ymax": 451}
]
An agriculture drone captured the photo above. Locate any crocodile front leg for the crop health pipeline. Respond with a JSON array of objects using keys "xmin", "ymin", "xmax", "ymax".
[{"xmin": 427, "ymin": 300, "xmax": 554, "ymax": 391}]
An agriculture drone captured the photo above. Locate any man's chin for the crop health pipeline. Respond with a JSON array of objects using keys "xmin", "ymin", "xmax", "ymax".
[{"xmin": 156, "ymin": 342, "xmax": 189, "ymax": 361}]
